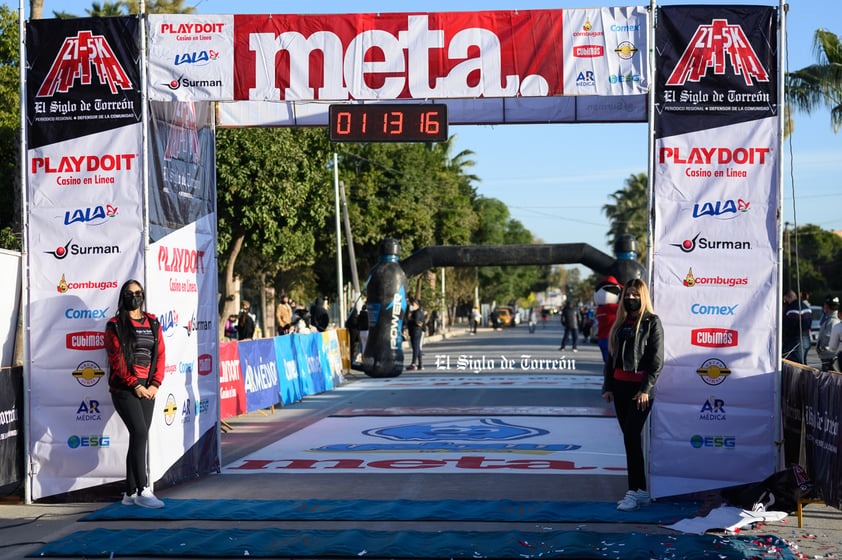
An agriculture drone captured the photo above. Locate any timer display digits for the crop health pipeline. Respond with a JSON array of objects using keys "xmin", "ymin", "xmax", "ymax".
[{"xmin": 329, "ymin": 104, "xmax": 448, "ymax": 142}]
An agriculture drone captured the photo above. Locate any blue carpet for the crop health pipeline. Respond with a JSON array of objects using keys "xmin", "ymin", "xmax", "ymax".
[
  {"xmin": 29, "ymin": 528, "xmax": 797, "ymax": 559},
  {"xmin": 81, "ymin": 498, "xmax": 700, "ymax": 524}
]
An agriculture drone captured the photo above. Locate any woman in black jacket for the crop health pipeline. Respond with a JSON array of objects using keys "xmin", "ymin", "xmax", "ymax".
[{"xmin": 602, "ymin": 278, "xmax": 664, "ymax": 512}]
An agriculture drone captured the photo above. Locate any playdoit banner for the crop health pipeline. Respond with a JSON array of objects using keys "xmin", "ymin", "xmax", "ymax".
[
  {"xmin": 649, "ymin": 5, "xmax": 779, "ymax": 498},
  {"xmin": 25, "ymin": 17, "xmax": 144, "ymax": 500}
]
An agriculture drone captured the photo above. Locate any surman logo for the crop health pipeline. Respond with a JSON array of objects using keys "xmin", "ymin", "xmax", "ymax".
[
  {"xmin": 37, "ymin": 31, "xmax": 133, "ymax": 97},
  {"xmin": 666, "ymin": 19, "xmax": 769, "ymax": 86}
]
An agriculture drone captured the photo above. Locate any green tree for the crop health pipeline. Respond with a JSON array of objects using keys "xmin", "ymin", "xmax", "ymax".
[
  {"xmin": 215, "ymin": 127, "xmax": 333, "ymax": 322},
  {"xmin": 0, "ymin": 5, "xmax": 20, "ymax": 250},
  {"xmin": 786, "ymin": 28, "xmax": 842, "ymax": 133},
  {"xmin": 602, "ymin": 172, "xmax": 649, "ymax": 260},
  {"xmin": 473, "ymin": 197, "xmax": 545, "ymax": 305},
  {"xmin": 85, "ymin": 2, "xmax": 123, "ymax": 16},
  {"xmin": 783, "ymin": 224, "xmax": 842, "ymax": 299}
]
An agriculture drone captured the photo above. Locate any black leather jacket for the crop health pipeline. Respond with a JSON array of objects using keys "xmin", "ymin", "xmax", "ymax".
[{"xmin": 602, "ymin": 312, "xmax": 664, "ymax": 397}]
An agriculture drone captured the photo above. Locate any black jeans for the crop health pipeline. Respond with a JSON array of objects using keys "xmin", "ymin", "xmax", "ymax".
[
  {"xmin": 561, "ymin": 326, "xmax": 578, "ymax": 349},
  {"xmin": 112, "ymin": 389, "xmax": 155, "ymax": 495},
  {"xmin": 612, "ymin": 379, "xmax": 651, "ymax": 492},
  {"xmin": 409, "ymin": 329, "xmax": 423, "ymax": 366}
]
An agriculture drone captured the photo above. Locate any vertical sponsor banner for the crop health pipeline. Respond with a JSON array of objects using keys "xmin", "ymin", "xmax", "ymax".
[
  {"xmin": 561, "ymin": 7, "xmax": 648, "ymax": 96},
  {"xmin": 804, "ymin": 371, "xmax": 842, "ymax": 509},
  {"xmin": 25, "ymin": 17, "xmax": 144, "ymax": 500},
  {"xmin": 274, "ymin": 335, "xmax": 302, "ymax": 406},
  {"xmin": 0, "ymin": 367, "xmax": 23, "ymax": 490},
  {"xmin": 147, "ymin": 101, "xmax": 216, "ymax": 242},
  {"xmin": 146, "ymin": 213, "xmax": 218, "ymax": 481},
  {"xmin": 238, "ymin": 339, "xmax": 281, "ymax": 412},
  {"xmin": 781, "ymin": 363, "xmax": 804, "ymax": 470},
  {"xmin": 219, "ymin": 341, "xmax": 245, "ymax": 420},
  {"xmin": 147, "ymin": 15, "xmax": 234, "ymax": 102},
  {"xmin": 325, "ymin": 330, "xmax": 346, "ymax": 383},
  {"xmin": 649, "ymin": 6, "xmax": 779, "ymax": 497},
  {"xmin": 315, "ymin": 334, "xmax": 335, "ymax": 392}
]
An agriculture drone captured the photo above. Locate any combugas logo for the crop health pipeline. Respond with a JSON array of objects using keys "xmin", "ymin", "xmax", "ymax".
[
  {"xmin": 696, "ymin": 358, "xmax": 731, "ymax": 386},
  {"xmin": 37, "ymin": 31, "xmax": 132, "ymax": 96},
  {"xmin": 682, "ymin": 268, "xmax": 748, "ymax": 288},
  {"xmin": 666, "ymin": 19, "xmax": 770, "ymax": 86}
]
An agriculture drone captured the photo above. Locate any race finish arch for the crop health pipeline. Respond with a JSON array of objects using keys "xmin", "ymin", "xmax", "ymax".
[{"xmin": 21, "ymin": 4, "xmax": 782, "ymax": 502}]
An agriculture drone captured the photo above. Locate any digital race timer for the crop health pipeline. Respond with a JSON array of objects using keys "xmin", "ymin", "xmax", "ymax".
[{"xmin": 328, "ymin": 104, "xmax": 448, "ymax": 143}]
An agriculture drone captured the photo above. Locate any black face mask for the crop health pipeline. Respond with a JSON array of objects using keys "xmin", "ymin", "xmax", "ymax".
[
  {"xmin": 123, "ymin": 294, "xmax": 143, "ymax": 311},
  {"xmin": 623, "ymin": 298, "xmax": 642, "ymax": 313}
]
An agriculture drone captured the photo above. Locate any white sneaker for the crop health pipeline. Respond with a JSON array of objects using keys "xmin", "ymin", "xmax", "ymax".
[
  {"xmin": 134, "ymin": 487, "xmax": 165, "ymax": 509},
  {"xmin": 121, "ymin": 492, "xmax": 137, "ymax": 506},
  {"xmin": 635, "ymin": 490, "xmax": 651, "ymax": 507},
  {"xmin": 616, "ymin": 490, "xmax": 640, "ymax": 511}
]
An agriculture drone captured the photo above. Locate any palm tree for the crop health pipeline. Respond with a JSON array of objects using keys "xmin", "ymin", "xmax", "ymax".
[
  {"xmin": 602, "ymin": 172, "xmax": 649, "ymax": 259},
  {"xmin": 786, "ymin": 28, "xmax": 842, "ymax": 133}
]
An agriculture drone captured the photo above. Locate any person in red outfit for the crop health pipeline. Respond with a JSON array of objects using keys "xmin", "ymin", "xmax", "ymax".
[{"xmin": 104, "ymin": 279, "xmax": 166, "ymax": 509}]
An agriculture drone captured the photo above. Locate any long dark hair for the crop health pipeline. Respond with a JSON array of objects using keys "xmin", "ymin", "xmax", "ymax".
[{"xmin": 114, "ymin": 279, "xmax": 145, "ymax": 372}]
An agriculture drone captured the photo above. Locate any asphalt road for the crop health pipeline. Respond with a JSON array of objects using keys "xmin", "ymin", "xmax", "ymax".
[{"xmin": 0, "ymin": 323, "xmax": 840, "ymax": 559}]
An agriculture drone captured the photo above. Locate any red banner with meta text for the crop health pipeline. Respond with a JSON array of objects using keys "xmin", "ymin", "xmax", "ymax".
[{"xmin": 233, "ymin": 11, "xmax": 564, "ymax": 101}]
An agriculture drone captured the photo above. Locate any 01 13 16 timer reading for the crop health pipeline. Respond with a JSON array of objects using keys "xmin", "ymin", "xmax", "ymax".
[{"xmin": 329, "ymin": 104, "xmax": 448, "ymax": 142}]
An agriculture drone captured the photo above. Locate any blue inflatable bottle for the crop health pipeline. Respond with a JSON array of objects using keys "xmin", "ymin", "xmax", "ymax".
[{"xmin": 362, "ymin": 238, "xmax": 407, "ymax": 378}]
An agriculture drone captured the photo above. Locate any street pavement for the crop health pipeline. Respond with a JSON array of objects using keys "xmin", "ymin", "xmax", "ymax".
[{"xmin": 0, "ymin": 322, "xmax": 840, "ymax": 560}]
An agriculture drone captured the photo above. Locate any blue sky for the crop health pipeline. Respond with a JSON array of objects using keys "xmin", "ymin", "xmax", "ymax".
[{"xmin": 10, "ymin": 0, "xmax": 842, "ymax": 262}]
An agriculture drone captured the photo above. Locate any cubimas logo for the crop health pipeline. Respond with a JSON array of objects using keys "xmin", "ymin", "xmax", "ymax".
[
  {"xmin": 573, "ymin": 45, "xmax": 604, "ymax": 58},
  {"xmin": 37, "ymin": 31, "xmax": 133, "ymax": 97},
  {"xmin": 72, "ymin": 360, "xmax": 104, "ymax": 387},
  {"xmin": 666, "ymin": 19, "xmax": 770, "ymax": 86},
  {"xmin": 696, "ymin": 358, "xmax": 731, "ymax": 386},
  {"xmin": 66, "ymin": 331, "xmax": 106, "ymax": 351},
  {"xmin": 691, "ymin": 328, "xmax": 738, "ymax": 348}
]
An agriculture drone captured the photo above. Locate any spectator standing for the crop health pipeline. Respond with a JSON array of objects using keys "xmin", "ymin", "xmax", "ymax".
[
  {"xmin": 594, "ymin": 276, "xmax": 623, "ymax": 363},
  {"xmin": 224, "ymin": 314, "xmax": 238, "ymax": 341},
  {"xmin": 407, "ymin": 297, "xmax": 426, "ymax": 370},
  {"xmin": 782, "ymin": 289, "xmax": 812, "ymax": 364},
  {"xmin": 818, "ymin": 295, "xmax": 841, "ymax": 371},
  {"xmin": 275, "ymin": 295, "xmax": 293, "ymax": 336},
  {"xmin": 358, "ymin": 304, "xmax": 369, "ymax": 357},
  {"xmin": 310, "ymin": 297, "xmax": 330, "ymax": 332},
  {"xmin": 559, "ymin": 300, "xmax": 579, "ymax": 352},
  {"xmin": 104, "ymin": 280, "xmax": 166, "ymax": 508},
  {"xmin": 237, "ymin": 300, "xmax": 255, "ymax": 341},
  {"xmin": 471, "ymin": 307, "xmax": 481, "ymax": 334},
  {"xmin": 602, "ymin": 278, "xmax": 664, "ymax": 512}
]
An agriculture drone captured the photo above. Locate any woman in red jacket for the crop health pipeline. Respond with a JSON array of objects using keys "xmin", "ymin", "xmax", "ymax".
[{"xmin": 104, "ymin": 279, "xmax": 166, "ymax": 508}]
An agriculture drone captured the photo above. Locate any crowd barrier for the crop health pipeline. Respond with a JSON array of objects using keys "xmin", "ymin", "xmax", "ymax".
[
  {"xmin": 219, "ymin": 329, "xmax": 352, "ymax": 420},
  {"xmin": 781, "ymin": 360, "xmax": 842, "ymax": 511}
]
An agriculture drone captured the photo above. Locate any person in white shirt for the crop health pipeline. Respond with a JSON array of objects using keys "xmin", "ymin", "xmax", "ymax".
[{"xmin": 817, "ymin": 295, "xmax": 840, "ymax": 371}]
